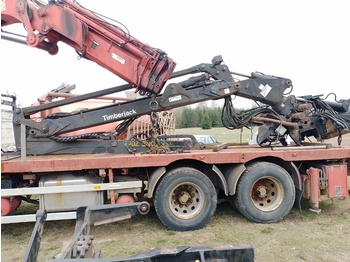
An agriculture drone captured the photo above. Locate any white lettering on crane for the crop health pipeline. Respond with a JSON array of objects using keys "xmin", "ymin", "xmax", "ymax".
[
  {"xmin": 169, "ymin": 95, "xmax": 182, "ymax": 103},
  {"xmin": 112, "ymin": 53, "xmax": 126, "ymax": 64},
  {"xmin": 102, "ymin": 109, "xmax": 137, "ymax": 121}
]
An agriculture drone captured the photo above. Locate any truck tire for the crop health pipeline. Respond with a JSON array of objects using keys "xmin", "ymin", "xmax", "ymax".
[
  {"xmin": 233, "ymin": 162, "xmax": 295, "ymax": 223},
  {"xmin": 154, "ymin": 167, "xmax": 217, "ymax": 231}
]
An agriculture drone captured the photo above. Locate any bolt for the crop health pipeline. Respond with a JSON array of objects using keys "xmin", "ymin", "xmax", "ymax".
[
  {"xmin": 140, "ymin": 204, "xmax": 148, "ymax": 212},
  {"xmin": 27, "ymin": 34, "xmax": 37, "ymax": 45},
  {"xmin": 41, "ymin": 126, "xmax": 49, "ymax": 133},
  {"xmin": 149, "ymin": 100, "xmax": 158, "ymax": 110},
  {"xmin": 42, "ymin": 25, "xmax": 49, "ymax": 33}
]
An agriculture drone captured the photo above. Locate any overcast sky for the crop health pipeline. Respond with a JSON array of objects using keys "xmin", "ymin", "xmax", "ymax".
[{"xmin": 1, "ymin": 0, "xmax": 349, "ymax": 108}]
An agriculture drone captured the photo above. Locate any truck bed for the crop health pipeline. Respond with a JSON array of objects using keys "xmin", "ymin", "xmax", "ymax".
[{"xmin": 2, "ymin": 144, "xmax": 350, "ymax": 173}]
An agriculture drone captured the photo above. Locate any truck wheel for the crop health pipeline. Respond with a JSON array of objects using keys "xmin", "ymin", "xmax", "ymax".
[
  {"xmin": 234, "ymin": 162, "xmax": 295, "ymax": 223},
  {"xmin": 154, "ymin": 167, "xmax": 217, "ymax": 231}
]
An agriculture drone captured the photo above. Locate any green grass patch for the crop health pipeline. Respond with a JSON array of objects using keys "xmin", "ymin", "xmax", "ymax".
[
  {"xmin": 165, "ymin": 230, "xmax": 176, "ymax": 236},
  {"xmin": 261, "ymin": 227, "xmax": 274, "ymax": 234},
  {"xmin": 174, "ymin": 127, "xmax": 258, "ymax": 144},
  {"xmin": 155, "ymin": 238, "xmax": 167, "ymax": 246}
]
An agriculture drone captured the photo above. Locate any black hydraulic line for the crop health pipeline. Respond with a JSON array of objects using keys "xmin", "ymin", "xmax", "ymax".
[
  {"xmin": 322, "ymin": 100, "xmax": 349, "ymax": 113},
  {"xmin": 178, "ymin": 73, "xmax": 209, "ymax": 88}
]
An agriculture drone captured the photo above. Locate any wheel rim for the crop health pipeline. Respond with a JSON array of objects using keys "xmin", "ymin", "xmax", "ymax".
[
  {"xmin": 250, "ymin": 176, "xmax": 284, "ymax": 212},
  {"xmin": 168, "ymin": 182, "xmax": 205, "ymax": 220}
]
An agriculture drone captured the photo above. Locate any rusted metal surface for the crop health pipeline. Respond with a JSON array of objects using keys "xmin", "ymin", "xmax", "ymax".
[
  {"xmin": 2, "ymin": 145, "xmax": 350, "ymax": 174},
  {"xmin": 307, "ymin": 167, "xmax": 321, "ymax": 212},
  {"xmin": 251, "ymin": 116, "xmax": 298, "ymax": 128},
  {"xmin": 108, "ymin": 169, "xmax": 116, "ymax": 205}
]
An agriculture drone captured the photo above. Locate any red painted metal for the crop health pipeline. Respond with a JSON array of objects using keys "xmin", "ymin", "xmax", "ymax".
[
  {"xmin": 116, "ymin": 194, "xmax": 135, "ymax": 204},
  {"xmin": 1, "ymin": 0, "xmax": 175, "ymax": 95},
  {"xmin": 108, "ymin": 169, "xmax": 116, "ymax": 204},
  {"xmin": 307, "ymin": 167, "xmax": 321, "ymax": 212},
  {"xmin": 1, "ymin": 197, "xmax": 22, "ymax": 216},
  {"xmin": 2, "ymin": 146, "xmax": 350, "ymax": 174},
  {"xmin": 301, "ymin": 175, "xmax": 310, "ymax": 199},
  {"xmin": 322, "ymin": 164, "xmax": 348, "ymax": 199}
]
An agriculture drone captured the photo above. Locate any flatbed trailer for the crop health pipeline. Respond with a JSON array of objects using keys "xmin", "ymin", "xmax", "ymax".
[
  {"xmin": 2, "ymin": 144, "xmax": 349, "ymax": 172},
  {"xmin": 2, "ymin": 142, "xmax": 349, "ymax": 230}
]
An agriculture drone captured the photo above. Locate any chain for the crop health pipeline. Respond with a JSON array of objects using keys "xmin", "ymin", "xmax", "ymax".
[
  {"xmin": 150, "ymin": 112, "xmax": 161, "ymax": 140},
  {"xmin": 50, "ymin": 133, "xmax": 102, "ymax": 142}
]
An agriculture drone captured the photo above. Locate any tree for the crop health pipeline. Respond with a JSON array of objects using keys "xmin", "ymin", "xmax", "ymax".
[
  {"xmin": 209, "ymin": 107, "xmax": 223, "ymax": 127},
  {"xmin": 180, "ymin": 107, "xmax": 197, "ymax": 128},
  {"xmin": 173, "ymin": 107, "xmax": 184, "ymax": 128},
  {"xmin": 200, "ymin": 110, "xmax": 212, "ymax": 129}
]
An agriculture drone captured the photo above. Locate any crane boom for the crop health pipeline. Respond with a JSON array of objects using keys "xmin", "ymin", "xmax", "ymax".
[{"xmin": 1, "ymin": 0, "xmax": 176, "ymax": 95}]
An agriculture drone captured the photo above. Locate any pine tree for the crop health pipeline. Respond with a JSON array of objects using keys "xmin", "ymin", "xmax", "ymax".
[{"xmin": 200, "ymin": 111, "xmax": 212, "ymax": 129}]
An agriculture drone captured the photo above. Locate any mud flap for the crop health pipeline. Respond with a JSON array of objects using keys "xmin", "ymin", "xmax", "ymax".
[{"xmin": 295, "ymin": 188, "xmax": 303, "ymax": 212}]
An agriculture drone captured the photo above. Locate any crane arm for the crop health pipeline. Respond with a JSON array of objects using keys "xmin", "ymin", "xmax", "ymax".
[
  {"xmin": 1, "ymin": 0, "xmax": 176, "ymax": 95},
  {"xmin": 9, "ymin": 55, "xmax": 350, "ymax": 155}
]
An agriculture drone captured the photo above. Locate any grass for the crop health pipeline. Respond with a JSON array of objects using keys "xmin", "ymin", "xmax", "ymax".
[
  {"xmin": 174, "ymin": 127, "xmax": 350, "ymax": 146},
  {"xmin": 261, "ymin": 226, "xmax": 274, "ymax": 234},
  {"xmin": 174, "ymin": 126, "xmax": 258, "ymax": 144},
  {"xmin": 2, "ymin": 191, "xmax": 349, "ymax": 262}
]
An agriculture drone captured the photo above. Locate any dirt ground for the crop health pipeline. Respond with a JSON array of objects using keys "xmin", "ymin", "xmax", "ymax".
[{"xmin": 1, "ymin": 197, "xmax": 350, "ymax": 262}]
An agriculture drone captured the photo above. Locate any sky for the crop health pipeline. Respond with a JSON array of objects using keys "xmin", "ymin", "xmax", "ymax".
[{"xmin": 1, "ymin": 0, "xmax": 349, "ymax": 109}]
